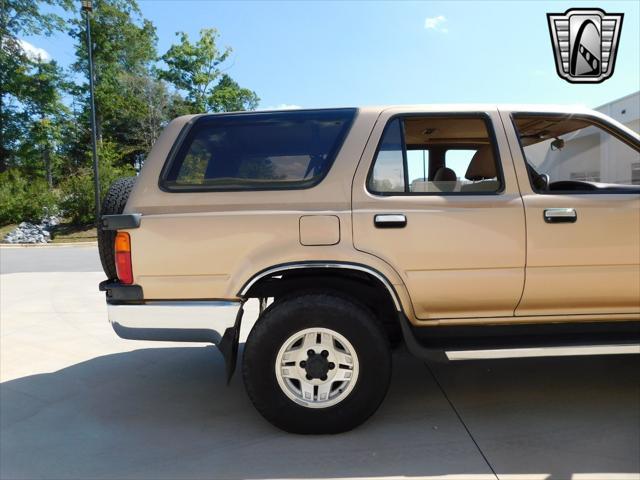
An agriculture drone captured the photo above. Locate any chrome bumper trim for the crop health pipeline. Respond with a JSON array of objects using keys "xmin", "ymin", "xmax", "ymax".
[{"xmin": 107, "ymin": 301, "xmax": 241, "ymax": 344}]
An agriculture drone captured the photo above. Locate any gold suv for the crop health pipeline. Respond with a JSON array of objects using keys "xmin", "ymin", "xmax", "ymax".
[{"xmin": 98, "ymin": 106, "xmax": 640, "ymax": 433}]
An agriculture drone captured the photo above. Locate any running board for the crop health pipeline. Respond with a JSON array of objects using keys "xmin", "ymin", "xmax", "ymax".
[
  {"xmin": 398, "ymin": 315, "xmax": 640, "ymax": 363},
  {"xmin": 446, "ymin": 344, "xmax": 640, "ymax": 361}
]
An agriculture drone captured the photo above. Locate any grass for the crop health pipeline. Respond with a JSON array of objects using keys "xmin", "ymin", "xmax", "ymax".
[
  {"xmin": 0, "ymin": 224, "xmax": 17, "ymax": 241},
  {"xmin": 51, "ymin": 223, "xmax": 97, "ymax": 243},
  {"xmin": 0, "ymin": 221, "xmax": 97, "ymax": 244}
]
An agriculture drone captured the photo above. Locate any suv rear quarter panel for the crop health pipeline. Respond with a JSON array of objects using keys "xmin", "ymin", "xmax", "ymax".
[{"xmin": 124, "ymin": 109, "xmax": 412, "ymax": 312}]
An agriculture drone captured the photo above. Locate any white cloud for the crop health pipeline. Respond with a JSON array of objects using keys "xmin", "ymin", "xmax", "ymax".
[
  {"xmin": 424, "ymin": 15, "xmax": 448, "ymax": 33},
  {"xmin": 260, "ymin": 103, "xmax": 302, "ymax": 111},
  {"xmin": 18, "ymin": 39, "xmax": 51, "ymax": 62}
]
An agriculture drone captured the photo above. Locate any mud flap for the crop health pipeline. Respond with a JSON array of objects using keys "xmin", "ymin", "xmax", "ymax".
[
  {"xmin": 398, "ymin": 313, "xmax": 449, "ymax": 363},
  {"xmin": 218, "ymin": 301, "xmax": 245, "ymax": 383}
]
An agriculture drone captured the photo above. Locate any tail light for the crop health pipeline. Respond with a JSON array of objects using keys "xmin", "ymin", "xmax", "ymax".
[{"xmin": 114, "ymin": 232, "xmax": 133, "ymax": 284}]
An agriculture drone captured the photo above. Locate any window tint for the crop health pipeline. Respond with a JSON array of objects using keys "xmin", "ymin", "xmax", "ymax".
[
  {"xmin": 369, "ymin": 119, "xmax": 405, "ymax": 193},
  {"xmin": 163, "ymin": 109, "xmax": 356, "ymax": 191},
  {"xmin": 513, "ymin": 115, "xmax": 640, "ymax": 192},
  {"xmin": 368, "ymin": 116, "xmax": 501, "ymax": 195}
]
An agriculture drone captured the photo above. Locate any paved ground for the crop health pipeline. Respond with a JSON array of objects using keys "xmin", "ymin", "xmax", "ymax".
[
  {"xmin": 0, "ymin": 244, "xmax": 101, "ymax": 274},
  {"xmin": 1, "ymin": 246, "xmax": 639, "ymax": 480}
]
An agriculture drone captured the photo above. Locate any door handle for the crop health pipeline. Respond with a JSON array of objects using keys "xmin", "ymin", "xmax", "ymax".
[
  {"xmin": 544, "ymin": 208, "xmax": 577, "ymax": 224},
  {"xmin": 374, "ymin": 214, "xmax": 407, "ymax": 228}
]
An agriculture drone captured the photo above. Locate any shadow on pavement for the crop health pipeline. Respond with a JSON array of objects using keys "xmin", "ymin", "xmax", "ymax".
[
  {"xmin": 429, "ymin": 353, "xmax": 640, "ymax": 479},
  {"xmin": 1, "ymin": 345, "xmax": 638, "ymax": 480}
]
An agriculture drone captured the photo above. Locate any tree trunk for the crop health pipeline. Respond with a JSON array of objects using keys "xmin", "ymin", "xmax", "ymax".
[
  {"xmin": 44, "ymin": 144, "xmax": 52, "ymax": 188},
  {"xmin": 0, "ymin": 149, "xmax": 7, "ymax": 173},
  {"xmin": 96, "ymin": 111, "xmax": 103, "ymax": 145},
  {"xmin": 0, "ymin": 94, "xmax": 7, "ymax": 173}
]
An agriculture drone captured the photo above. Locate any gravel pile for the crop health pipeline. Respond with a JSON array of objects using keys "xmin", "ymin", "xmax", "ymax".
[{"xmin": 3, "ymin": 216, "xmax": 60, "ymax": 244}]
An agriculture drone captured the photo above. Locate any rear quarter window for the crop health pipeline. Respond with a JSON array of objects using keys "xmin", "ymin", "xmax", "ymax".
[{"xmin": 161, "ymin": 109, "xmax": 356, "ymax": 191}]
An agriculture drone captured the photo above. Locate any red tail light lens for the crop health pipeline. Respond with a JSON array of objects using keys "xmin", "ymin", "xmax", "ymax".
[{"xmin": 114, "ymin": 232, "xmax": 133, "ymax": 284}]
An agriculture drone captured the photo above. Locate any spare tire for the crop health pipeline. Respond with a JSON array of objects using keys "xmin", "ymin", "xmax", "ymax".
[{"xmin": 98, "ymin": 177, "xmax": 136, "ymax": 280}]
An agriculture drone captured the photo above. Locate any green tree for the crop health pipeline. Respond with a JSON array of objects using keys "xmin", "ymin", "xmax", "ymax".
[
  {"xmin": 158, "ymin": 28, "xmax": 259, "ymax": 113},
  {"xmin": 0, "ymin": 169, "xmax": 59, "ymax": 224},
  {"xmin": 0, "ymin": 0, "xmax": 72, "ymax": 172},
  {"xmin": 69, "ymin": 0, "xmax": 158, "ymax": 163},
  {"xmin": 16, "ymin": 60, "xmax": 70, "ymax": 186},
  {"xmin": 110, "ymin": 73, "xmax": 189, "ymax": 165},
  {"xmin": 209, "ymin": 74, "xmax": 259, "ymax": 113},
  {"xmin": 0, "ymin": 0, "xmax": 70, "ymax": 39},
  {"xmin": 59, "ymin": 141, "xmax": 135, "ymax": 224}
]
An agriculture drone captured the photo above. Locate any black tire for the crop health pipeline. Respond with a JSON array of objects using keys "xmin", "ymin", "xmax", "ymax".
[
  {"xmin": 97, "ymin": 177, "xmax": 136, "ymax": 279},
  {"xmin": 242, "ymin": 293, "xmax": 391, "ymax": 434}
]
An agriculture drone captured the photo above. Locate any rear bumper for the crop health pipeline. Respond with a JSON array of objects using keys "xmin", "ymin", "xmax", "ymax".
[{"xmin": 107, "ymin": 300, "xmax": 241, "ymax": 344}]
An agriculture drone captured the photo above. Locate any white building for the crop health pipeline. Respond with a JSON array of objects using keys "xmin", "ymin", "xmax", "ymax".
[
  {"xmin": 535, "ymin": 91, "xmax": 639, "ymax": 185},
  {"xmin": 597, "ymin": 90, "xmax": 640, "ymax": 134}
]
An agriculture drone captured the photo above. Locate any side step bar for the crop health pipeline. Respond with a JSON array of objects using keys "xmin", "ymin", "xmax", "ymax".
[
  {"xmin": 446, "ymin": 344, "xmax": 640, "ymax": 360},
  {"xmin": 398, "ymin": 314, "xmax": 640, "ymax": 363}
]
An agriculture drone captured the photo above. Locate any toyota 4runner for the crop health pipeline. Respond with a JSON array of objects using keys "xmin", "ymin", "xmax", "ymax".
[{"xmin": 98, "ymin": 105, "xmax": 640, "ymax": 433}]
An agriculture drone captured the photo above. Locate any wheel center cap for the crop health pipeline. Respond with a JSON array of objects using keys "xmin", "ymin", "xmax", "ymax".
[{"xmin": 305, "ymin": 353, "xmax": 329, "ymax": 379}]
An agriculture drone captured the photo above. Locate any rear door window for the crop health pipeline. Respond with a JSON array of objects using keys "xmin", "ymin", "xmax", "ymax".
[
  {"xmin": 368, "ymin": 116, "xmax": 502, "ymax": 195},
  {"xmin": 162, "ymin": 109, "xmax": 356, "ymax": 191}
]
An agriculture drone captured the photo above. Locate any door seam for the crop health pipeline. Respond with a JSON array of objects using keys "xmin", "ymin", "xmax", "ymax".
[{"xmin": 497, "ymin": 108, "xmax": 528, "ymax": 314}]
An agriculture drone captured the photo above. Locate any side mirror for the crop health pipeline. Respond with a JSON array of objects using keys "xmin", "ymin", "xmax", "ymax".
[
  {"xmin": 540, "ymin": 173, "xmax": 550, "ymax": 189},
  {"xmin": 534, "ymin": 173, "xmax": 550, "ymax": 191}
]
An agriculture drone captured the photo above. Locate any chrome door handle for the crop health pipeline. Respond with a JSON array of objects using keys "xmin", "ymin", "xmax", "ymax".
[
  {"xmin": 544, "ymin": 208, "xmax": 577, "ymax": 224},
  {"xmin": 374, "ymin": 214, "xmax": 407, "ymax": 228}
]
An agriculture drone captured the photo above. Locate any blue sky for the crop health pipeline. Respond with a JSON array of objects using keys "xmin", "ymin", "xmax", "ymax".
[{"xmin": 26, "ymin": 0, "xmax": 640, "ymax": 109}]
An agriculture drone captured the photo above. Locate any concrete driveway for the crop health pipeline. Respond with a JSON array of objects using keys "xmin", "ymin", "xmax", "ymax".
[
  {"xmin": 1, "ymin": 246, "xmax": 639, "ymax": 480},
  {"xmin": 0, "ymin": 243, "xmax": 102, "ymax": 274}
]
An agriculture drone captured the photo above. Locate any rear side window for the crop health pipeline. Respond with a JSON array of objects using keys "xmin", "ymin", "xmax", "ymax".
[{"xmin": 162, "ymin": 109, "xmax": 356, "ymax": 191}]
